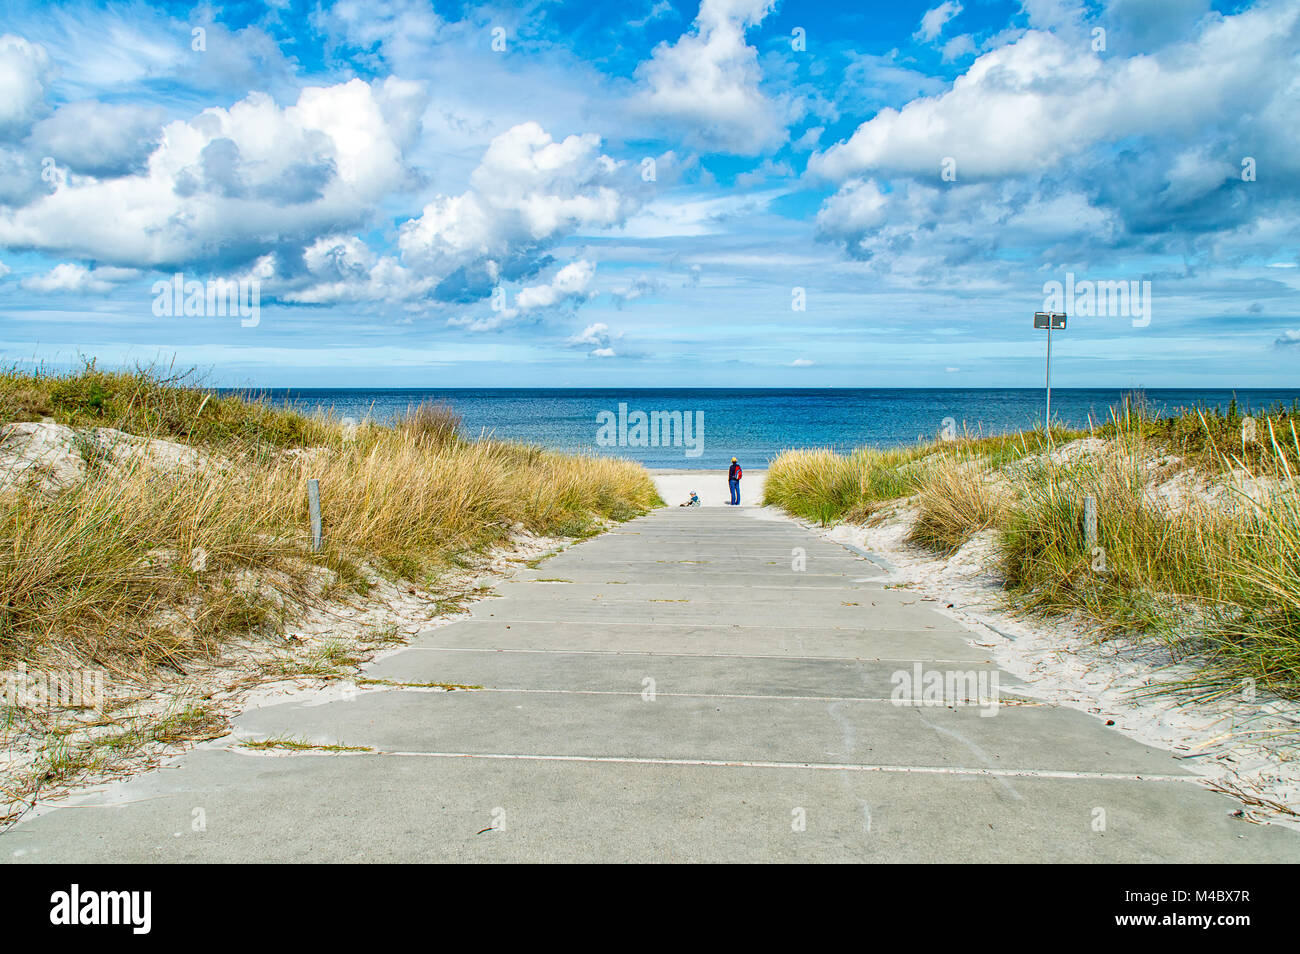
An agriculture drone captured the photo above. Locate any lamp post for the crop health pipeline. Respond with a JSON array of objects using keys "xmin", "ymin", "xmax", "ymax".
[{"xmin": 1033, "ymin": 312, "xmax": 1067, "ymax": 437}]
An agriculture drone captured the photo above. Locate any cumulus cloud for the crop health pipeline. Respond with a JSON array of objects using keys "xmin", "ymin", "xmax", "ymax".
[
  {"xmin": 222, "ymin": 122, "xmax": 633, "ymax": 312},
  {"xmin": 634, "ymin": 0, "xmax": 787, "ymax": 154},
  {"xmin": 0, "ymin": 77, "xmax": 427, "ymax": 269},
  {"xmin": 399, "ymin": 123, "xmax": 633, "ymax": 297},
  {"xmin": 815, "ymin": 179, "xmax": 887, "ymax": 242},
  {"xmin": 515, "ymin": 259, "xmax": 596, "ymax": 311},
  {"xmin": 31, "ymin": 101, "xmax": 167, "ymax": 177},
  {"xmin": 0, "ymin": 34, "xmax": 52, "ymax": 139},
  {"xmin": 810, "ymin": 1, "xmax": 1300, "ymax": 281},
  {"xmin": 273, "ymin": 234, "xmax": 432, "ymax": 305},
  {"xmin": 813, "ymin": 5, "xmax": 1300, "ymax": 182},
  {"xmin": 568, "ymin": 321, "xmax": 620, "ymax": 356},
  {"xmin": 816, "ymin": 175, "xmax": 1119, "ymax": 279},
  {"xmin": 446, "ymin": 260, "xmax": 599, "ymax": 333}
]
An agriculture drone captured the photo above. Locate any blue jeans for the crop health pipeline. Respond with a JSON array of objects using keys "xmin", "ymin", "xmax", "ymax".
[{"xmin": 729, "ymin": 478, "xmax": 740, "ymax": 505}]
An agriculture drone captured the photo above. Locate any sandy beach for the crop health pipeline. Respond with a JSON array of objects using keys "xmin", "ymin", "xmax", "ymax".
[{"xmin": 651, "ymin": 469, "xmax": 768, "ymax": 507}]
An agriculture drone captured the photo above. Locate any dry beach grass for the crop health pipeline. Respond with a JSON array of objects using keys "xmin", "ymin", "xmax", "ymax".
[
  {"xmin": 0, "ymin": 363, "xmax": 660, "ymax": 823},
  {"xmin": 765, "ymin": 400, "xmax": 1300, "ymax": 700}
]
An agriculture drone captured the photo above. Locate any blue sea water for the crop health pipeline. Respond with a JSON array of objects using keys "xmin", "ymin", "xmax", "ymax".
[{"xmin": 239, "ymin": 388, "xmax": 1300, "ymax": 470}]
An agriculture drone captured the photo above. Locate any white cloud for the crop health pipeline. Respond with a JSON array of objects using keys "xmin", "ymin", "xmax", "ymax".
[
  {"xmin": 609, "ymin": 273, "xmax": 666, "ymax": 306},
  {"xmin": 940, "ymin": 34, "xmax": 975, "ymax": 61},
  {"xmin": 399, "ymin": 123, "xmax": 632, "ymax": 279},
  {"xmin": 814, "ymin": 175, "xmax": 1121, "ymax": 279},
  {"xmin": 13, "ymin": 10, "xmax": 294, "ymax": 98},
  {"xmin": 914, "ymin": 2, "xmax": 963, "ymax": 43},
  {"xmin": 612, "ymin": 187, "xmax": 786, "ymax": 239},
  {"xmin": 789, "ymin": 357, "xmax": 815, "ymax": 367},
  {"xmin": 515, "ymin": 259, "xmax": 596, "ymax": 311},
  {"xmin": 446, "ymin": 260, "xmax": 600, "ymax": 333},
  {"xmin": 319, "ymin": 0, "xmax": 445, "ymax": 71},
  {"xmin": 31, "ymin": 101, "xmax": 167, "ymax": 177},
  {"xmin": 792, "ymin": 126, "xmax": 824, "ymax": 152},
  {"xmin": 568, "ymin": 320, "xmax": 621, "ymax": 356},
  {"xmin": 226, "ymin": 123, "xmax": 630, "ymax": 310},
  {"xmin": 634, "ymin": 0, "xmax": 787, "ymax": 154},
  {"xmin": 0, "ymin": 34, "xmax": 52, "ymax": 139},
  {"xmin": 0, "ymin": 77, "xmax": 427, "ymax": 268},
  {"xmin": 735, "ymin": 159, "xmax": 794, "ymax": 189},
  {"xmin": 276, "ymin": 234, "xmax": 432, "ymax": 305},
  {"xmin": 812, "ymin": 4, "xmax": 1300, "ymax": 182},
  {"xmin": 815, "ymin": 178, "xmax": 887, "ymax": 240},
  {"xmin": 630, "ymin": 1, "xmax": 677, "ymax": 29},
  {"xmin": 20, "ymin": 262, "xmax": 139, "ymax": 293}
]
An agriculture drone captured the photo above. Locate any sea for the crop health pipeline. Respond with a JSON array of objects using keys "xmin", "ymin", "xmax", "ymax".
[{"xmin": 238, "ymin": 388, "xmax": 1300, "ymax": 470}]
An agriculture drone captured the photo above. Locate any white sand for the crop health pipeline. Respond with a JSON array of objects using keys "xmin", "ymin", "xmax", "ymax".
[{"xmin": 652, "ymin": 469, "xmax": 767, "ymax": 507}]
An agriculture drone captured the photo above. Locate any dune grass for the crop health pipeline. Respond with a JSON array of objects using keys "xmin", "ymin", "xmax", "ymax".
[
  {"xmin": 0, "ymin": 364, "xmax": 661, "ymax": 675},
  {"xmin": 764, "ymin": 403, "xmax": 1300, "ymax": 697},
  {"xmin": 761, "ymin": 446, "xmax": 925, "ymax": 524},
  {"xmin": 0, "ymin": 360, "xmax": 336, "ymax": 450},
  {"xmin": 905, "ymin": 454, "xmax": 1010, "ymax": 555}
]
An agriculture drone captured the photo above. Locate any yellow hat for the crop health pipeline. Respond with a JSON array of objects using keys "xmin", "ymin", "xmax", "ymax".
[{"xmin": 731, "ymin": 457, "xmax": 737, "ymax": 462}]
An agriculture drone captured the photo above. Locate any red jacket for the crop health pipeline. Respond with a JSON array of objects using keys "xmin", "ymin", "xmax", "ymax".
[{"xmin": 729, "ymin": 463, "xmax": 742, "ymax": 480}]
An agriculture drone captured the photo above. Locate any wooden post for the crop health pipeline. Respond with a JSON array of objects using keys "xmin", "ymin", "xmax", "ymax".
[
  {"xmin": 1083, "ymin": 495, "xmax": 1097, "ymax": 552},
  {"xmin": 308, "ymin": 478, "xmax": 322, "ymax": 551}
]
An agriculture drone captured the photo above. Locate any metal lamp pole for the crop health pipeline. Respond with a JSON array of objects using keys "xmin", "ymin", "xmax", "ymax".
[
  {"xmin": 1034, "ymin": 312, "xmax": 1067, "ymax": 439},
  {"xmin": 1046, "ymin": 319, "xmax": 1052, "ymax": 428}
]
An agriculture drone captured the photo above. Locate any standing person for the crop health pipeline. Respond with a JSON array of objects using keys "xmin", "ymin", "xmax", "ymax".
[{"xmin": 727, "ymin": 457, "xmax": 742, "ymax": 505}]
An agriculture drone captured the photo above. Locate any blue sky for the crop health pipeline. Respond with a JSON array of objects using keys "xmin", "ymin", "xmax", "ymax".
[{"xmin": 0, "ymin": 0, "xmax": 1297, "ymax": 388}]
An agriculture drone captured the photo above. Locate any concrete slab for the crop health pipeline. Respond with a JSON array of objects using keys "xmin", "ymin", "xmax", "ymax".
[
  {"xmin": 411, "ymin": 620, "xmax": 988, "ymax": 659},
  {"xmin": 468, "ymin": 595, "xmax": 973, "ymax": 630},
  {"xmin": 233, "ymin": 689, "xmax": 1189, "ymax": 776},
  {"xmin": 5, "ymin": 750, "xmax": 1293, "ymax": 863},
  {"xmin": 487, "ymin": 580, "xmax": 891, "ymax": 606},
  {"xmin": 363, "ymin": 647, "xmax": 1019, "ymax": 697},
  {"xmin": 515, "ymin": 567, "xmax": 881, "ymax": 586},
  {"xmin": 5, "ymin": 504, "xmax": 1296, "ymax": 864}
]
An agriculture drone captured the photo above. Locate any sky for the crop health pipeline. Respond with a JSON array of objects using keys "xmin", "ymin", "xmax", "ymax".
[{"xmin": 0, "ymin": 0, "xmax": 1297, "ymax": 388}]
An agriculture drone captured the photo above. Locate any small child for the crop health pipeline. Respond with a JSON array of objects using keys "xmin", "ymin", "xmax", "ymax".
[{"xmin": 679, "ymin": 490, "xmax": 700, "ymax": 507}]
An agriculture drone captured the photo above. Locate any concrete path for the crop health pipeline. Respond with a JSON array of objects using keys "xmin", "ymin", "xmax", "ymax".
[{"xmin": 5, "ymin": 507, "xmax": 1298, "ymax": 862}]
